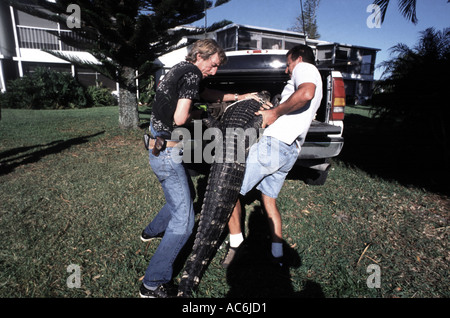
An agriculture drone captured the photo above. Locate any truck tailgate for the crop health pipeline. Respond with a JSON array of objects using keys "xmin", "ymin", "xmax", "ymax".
[{"xmin": 307, "ymin": 120, "xmax": 341, "ymax": 136}]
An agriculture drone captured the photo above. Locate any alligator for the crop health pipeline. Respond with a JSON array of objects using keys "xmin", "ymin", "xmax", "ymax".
[{"xmin": 177, "ymin": 92, "xmax": 270, "ymax": 297}]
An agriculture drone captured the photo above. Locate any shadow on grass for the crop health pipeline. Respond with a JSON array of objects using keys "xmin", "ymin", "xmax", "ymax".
[
  {"xmin": 0, "ymin": 131, "xmax": 104, "ymax": 176},
  {"xmin": 224, "ymin": 194, "xmax": 324, "ymax": 298},
  {"xmin": 172, "ymin": 175, "xmax": 324, "ymax": 298},
  {"xmin": 338, "ymin": 112, "xmax": 449, "ymax": 195},
  {"xmin": 227, "ymin": 206, "xmax": 324, "ymax": 298}
]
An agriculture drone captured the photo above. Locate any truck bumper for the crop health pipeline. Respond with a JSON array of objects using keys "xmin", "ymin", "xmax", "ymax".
[{"xmin": 298, "ymin": 137, "xmax": 344, "ymax": 160}]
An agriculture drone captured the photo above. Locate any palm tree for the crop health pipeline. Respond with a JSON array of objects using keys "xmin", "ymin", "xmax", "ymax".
[
  {"xmin": 373, "ymin": 27, "xmax": 450, "ymax": 180},
  {"xmin": 373, "ymin": 0, "xmax": 450, "ymax": 24}
]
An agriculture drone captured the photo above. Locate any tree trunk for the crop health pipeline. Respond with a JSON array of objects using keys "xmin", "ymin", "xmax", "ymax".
[{"xmin": 118, "ymin": 66, "xmax": 139, "ymax": 130}]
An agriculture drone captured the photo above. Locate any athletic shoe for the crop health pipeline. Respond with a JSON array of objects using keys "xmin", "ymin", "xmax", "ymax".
[
  {"xmin": 140, "ymin": 230, "xmax": 163, "ymax": 242},
  {"xmin": 221, "ymin": 246, "xmax": 238, "ymax": 268},
  {"xmin": 139, "ymin": 283, "xmax": 174, "ymax": 298}
]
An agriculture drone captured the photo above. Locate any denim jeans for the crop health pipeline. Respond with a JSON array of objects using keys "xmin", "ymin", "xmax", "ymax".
[
  {"xmin": 143, "ymin": 145, "xmax": 195, "ymax": 288},
  {"xmin": 240, "ymin": 135, "xmax": 300, "ymax": 199}
]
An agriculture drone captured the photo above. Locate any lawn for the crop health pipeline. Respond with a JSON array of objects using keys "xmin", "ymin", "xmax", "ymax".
[{"xmin": 0, "ymin": 106, "xmax": 448, "ymax": 298}]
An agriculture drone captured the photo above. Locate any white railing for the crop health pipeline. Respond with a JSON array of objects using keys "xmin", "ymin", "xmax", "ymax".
[{"xmin": 16, "ymin": 25, "xmax": 81, "ymax": 51}]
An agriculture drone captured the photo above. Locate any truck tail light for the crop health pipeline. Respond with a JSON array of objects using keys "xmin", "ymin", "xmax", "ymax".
[
  {"xmin": 331, "ymin": 77, "xmax": 346, "ymax": 121},
  {"xmin": 245, "ymin": 50, "xmax": 269, "ymax": 54}
]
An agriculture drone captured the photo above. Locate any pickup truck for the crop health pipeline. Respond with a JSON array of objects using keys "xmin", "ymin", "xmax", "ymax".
[{"xmin": 187, "ymin": 49, "xmax": 345, "ymax": 185}]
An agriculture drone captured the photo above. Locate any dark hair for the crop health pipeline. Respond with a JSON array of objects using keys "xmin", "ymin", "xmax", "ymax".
[{"xmin": 286, "ymin": 44, "xmax": 316, "ymax": 65}]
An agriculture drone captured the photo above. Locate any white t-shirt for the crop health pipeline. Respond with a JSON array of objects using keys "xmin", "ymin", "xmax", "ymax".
[{"xmin": 263, "ymin": 62, "xmax": 322, "ymax": 145}]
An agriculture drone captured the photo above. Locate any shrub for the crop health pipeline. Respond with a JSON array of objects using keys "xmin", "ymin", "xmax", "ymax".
[
  {"xmin": 372, "ymin": 27, "xmax": 450, "ymax": 184},
  {"xmin": 138, "ymin": 75, "xmax": 155, "ymax": 106},
  {"xmin": 86, "ymin": 85, "xmax": 118, "ymax": 107},
  {"xmin": 0, "ymin": 67, "xmax": 88, "ymax": 109}
]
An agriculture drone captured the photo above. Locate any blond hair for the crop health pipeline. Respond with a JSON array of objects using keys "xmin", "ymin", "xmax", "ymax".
[{"xmin": 186, "ymin": 39, "xmax": 227, "ymax": 65}]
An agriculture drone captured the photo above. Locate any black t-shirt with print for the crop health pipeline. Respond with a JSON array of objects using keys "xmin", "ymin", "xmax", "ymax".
[{"xmin": 151, "ymin": 61, "xmax": 203, "ymax": 137}]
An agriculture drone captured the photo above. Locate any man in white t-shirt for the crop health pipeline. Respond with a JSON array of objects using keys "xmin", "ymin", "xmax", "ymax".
[{"xmin": 222, "ymin": 45, "xmax": 323, "ymax": 267}]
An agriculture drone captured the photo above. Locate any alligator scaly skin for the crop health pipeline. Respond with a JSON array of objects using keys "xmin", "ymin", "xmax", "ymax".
[{"xmin": 177, "ymin": 97, "xmax": 265, "ymax": 297}]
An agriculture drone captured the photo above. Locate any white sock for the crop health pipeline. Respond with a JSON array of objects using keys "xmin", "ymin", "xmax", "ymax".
[
  {"xmin": 144, "ymin": 284, "xmax": 157, "ymax": 291},
  {"xmin": 229, "ymin": 233, "xmax": 244, "ymax": 248},
  {"xmin": 271, "ymin": 242, "xmax": 283, "ymax": 258}
]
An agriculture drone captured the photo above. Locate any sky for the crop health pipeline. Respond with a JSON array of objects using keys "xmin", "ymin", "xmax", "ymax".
[{"xmin": 192, "ymin": 0, "xmax": 450, "ymax": 79}]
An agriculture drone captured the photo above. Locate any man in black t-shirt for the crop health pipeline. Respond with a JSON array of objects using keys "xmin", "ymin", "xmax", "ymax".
[
  {"xmin": 150, "ymin": 61, "xmax": 203, "ymax": 138},
  {"xmin": 139, "ymin": 39, "xmax": 256, "ymax": 298}
]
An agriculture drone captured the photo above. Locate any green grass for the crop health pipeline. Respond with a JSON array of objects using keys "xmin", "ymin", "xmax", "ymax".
[{"xmin": 0, "ymin": 106, "xmax": 448, "ymax": 298}]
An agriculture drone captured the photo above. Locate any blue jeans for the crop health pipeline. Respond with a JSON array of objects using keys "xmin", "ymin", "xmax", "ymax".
[
  {"xmin": 143, "ymin": 146, "xmax": 195, "ymax": 288},
  {"xmin": 240, "ymin": 135, "xmax": 300, "ymax": 199}
]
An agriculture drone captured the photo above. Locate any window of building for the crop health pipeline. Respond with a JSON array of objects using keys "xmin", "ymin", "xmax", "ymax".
[
  {"xmin": 262, "ymin": 37, "xmax": 282, "ymax": 50},
  {"xmin": 335, "ymin": 48, "xmax": 349, "ymax": 60},
  {"xmin": 361, "ymin": 55, "xmax": 372, "ymax": 75},
  {"xmin": 217, "ymin": 28, "xmax": 237, "ymax": 51},
  {"xmin": 285, "ymin": 41, "xmax": 301, "ymax": 50}
]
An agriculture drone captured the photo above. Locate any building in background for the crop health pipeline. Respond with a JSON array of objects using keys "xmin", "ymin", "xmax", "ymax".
[
  {"xmin": 0, "ymin": 0, "xmax": 116, "ymax": 93},
  {"xmin": 1, "ymin": 2, "xmax": 378, "ymax": 105},
  {"xmin": 155, "ymin": 24, "xmax": 380, "ymax": 105},
  {"xmin": 315, "ymin": 41, "xmax": 379, "ymax": 105}
]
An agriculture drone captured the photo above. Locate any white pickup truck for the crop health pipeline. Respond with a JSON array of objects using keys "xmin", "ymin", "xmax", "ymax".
[{"xmin": 187, "ymin": 49, "xmax": 346, "ymax": 185}]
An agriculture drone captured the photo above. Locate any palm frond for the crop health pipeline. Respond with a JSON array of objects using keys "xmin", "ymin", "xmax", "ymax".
[
  {"xmin": 373, "ymin": 0, "xmax": 390, "ymax": 23},
  {"xmin": 397, "ymin": 0, "xmax": 418, "ymax": 24},
  {"xmin": 373, "ymin": 0, "xmax": 419, "ymax": 24}
]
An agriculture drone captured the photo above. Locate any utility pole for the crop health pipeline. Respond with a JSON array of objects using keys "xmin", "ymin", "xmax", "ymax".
[{"xmin": 300, "ymin": 0, "xmax": 307, "ymax": 38}]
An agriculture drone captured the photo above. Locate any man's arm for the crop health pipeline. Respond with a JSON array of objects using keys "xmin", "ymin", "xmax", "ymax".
[
  {"xmin": 256, "ymin": 82, "xmax": 316, "ymax": 128},
  {"xmin": 173, "ymin": 98, "xmax": 194, "ymax": 126},
  {"xmin": 201, "ymin": 87, "xmax": 257, "ymax": 103}
]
